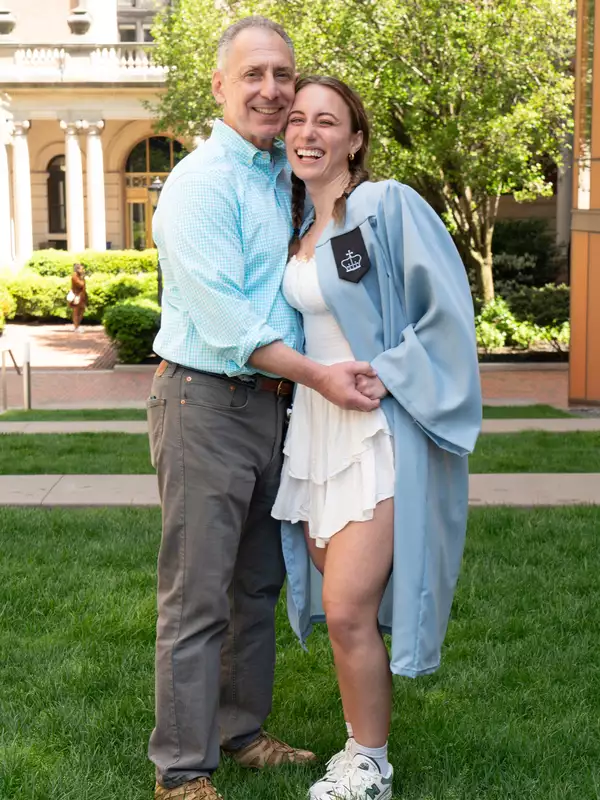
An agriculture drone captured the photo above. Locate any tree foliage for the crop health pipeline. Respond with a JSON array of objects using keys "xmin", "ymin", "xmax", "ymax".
[{"xmin": 152, "ymin": 0, "xmax": 576, "ymax": 301}]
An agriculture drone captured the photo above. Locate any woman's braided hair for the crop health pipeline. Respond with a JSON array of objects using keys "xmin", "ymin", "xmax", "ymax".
[{"xmin": 289, "ymin": 76, "xmax": 371, "ymax": 257}]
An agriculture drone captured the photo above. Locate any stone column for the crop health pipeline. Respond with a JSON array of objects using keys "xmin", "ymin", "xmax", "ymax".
[
  {"xmin": 556, "ymin": 139, "xmax": 573, "ymax": 250},
  {"xmin": 12, "ymin": 121, "xmax": 33, "ymax": 266},
  {"xmin": 0, "ymin": 125, "xmax": 12, "ymax": 268},
  {"xmin": 60, "ymin": 120, "xmax": 85, "ymax": 252},
  {"xmin": 83, "ymin": 120, "xmax": 106, "ymax": 251}
]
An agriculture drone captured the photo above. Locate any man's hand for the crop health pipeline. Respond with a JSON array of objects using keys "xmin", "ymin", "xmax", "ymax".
[
  {"xmin": 316, "ymin": 362, "xmax": 381, "ymax": 411},
  {"xmin": 356, "ymin": 374, "xmax": 389, "ymax": 401}
]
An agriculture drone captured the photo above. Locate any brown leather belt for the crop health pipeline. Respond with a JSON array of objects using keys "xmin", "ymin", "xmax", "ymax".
[
  {"xmin": 254, "ymin": 376, "xmax": 294, "ymax": 397},
  {"xmin": 159, "ymin": 360, "xmax": 294, "ymax": 398}
]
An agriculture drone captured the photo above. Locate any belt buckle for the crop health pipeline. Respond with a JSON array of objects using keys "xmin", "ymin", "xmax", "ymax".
[{"xmin": 276, "ymin": 380, "xmax": 287, "ymax": 397}]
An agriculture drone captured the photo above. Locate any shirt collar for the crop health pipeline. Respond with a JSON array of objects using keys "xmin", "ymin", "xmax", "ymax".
[{"xmin": 211, "ymin": 119, "xmax": 288, "ymax": 175}]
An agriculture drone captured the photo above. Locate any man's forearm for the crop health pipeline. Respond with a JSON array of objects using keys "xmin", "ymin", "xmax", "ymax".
[
  {"xmin": 250, "ymin": 341, "xmax": 380, "ymax": 412},
  {"xmin": 249, "ymin": 341, "xmax": 326, "ymax": 391}
]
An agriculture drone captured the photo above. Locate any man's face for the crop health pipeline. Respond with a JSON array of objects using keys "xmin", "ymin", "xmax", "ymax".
[{"xmin": 212, "ymin": 28, "xmax": 295, "ymax": 149}]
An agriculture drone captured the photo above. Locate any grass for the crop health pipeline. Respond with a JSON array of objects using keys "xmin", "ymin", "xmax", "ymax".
[
  {"xmin": 0, "ymin": 506, "xmax": 599, "ymax": 799},
  {"xmin": 0, "ymin": 406, "xmax": 572, "ymax": 423},
  {"xmin": 482, "ymin": 404, "xmax": 572, "ymax": 419},
  {"xmin": 2, "ymin": 432, "xmax": 600, "ymax": 475},
  {"xmin": 0, "ymin": 433, "xmax": 152, "ymax": 474},
  {"xmin": 0, "ymin": 408, "xmax": 146, "ymax": 422},
  {"xmin": 470, "ymin": 431, "xmax": 600, "ymax": 473}
]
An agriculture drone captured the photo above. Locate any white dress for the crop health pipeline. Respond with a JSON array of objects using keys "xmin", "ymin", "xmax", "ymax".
[{"xmin": 272, "ymin": 256, "xmax": 395, "ymax": 548}]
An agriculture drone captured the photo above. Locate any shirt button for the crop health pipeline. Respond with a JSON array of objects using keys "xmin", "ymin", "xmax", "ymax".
[
  {"xmin": 180, "ymin": 399, "xmax": 186, "ymax": 405},
  {"xmin": 185, "ymin": 376, "xmax": 192, "ymax": 382}
]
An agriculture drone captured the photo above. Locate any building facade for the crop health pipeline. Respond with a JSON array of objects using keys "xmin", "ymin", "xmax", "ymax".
[
  {"xmin": 570, "ymin": 0, "xmax": 600, "ymax": 404},
  {"xmin": 0, "ymin": 0, "xmax": 193, "ymax": 268}
]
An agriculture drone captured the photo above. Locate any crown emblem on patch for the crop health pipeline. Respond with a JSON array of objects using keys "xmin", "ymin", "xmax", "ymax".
[{"xmin": 341, "ymin": 250, "xmax": 362, "ymax": 272}]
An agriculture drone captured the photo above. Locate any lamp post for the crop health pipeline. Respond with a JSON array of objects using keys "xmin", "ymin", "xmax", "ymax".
[{"xmin": 148, "ymin": 175, "xmax": 164, "ymax": 306}]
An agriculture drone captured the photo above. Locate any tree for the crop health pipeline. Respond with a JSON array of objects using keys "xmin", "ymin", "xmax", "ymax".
[{"xmin": 151, "ymin": 0, "xmax": 575, "ymax": 302}]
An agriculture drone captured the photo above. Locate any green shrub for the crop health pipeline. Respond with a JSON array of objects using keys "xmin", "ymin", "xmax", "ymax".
[
  {"xmin": 475, "ymin": 297, "xmax": 570, "ymax": 353},
  {"xmin": 26, "ymin": 249, "xmax": 158, "ymax": 277},
  {"xmin": 103, "ymin": 298, "xmax": 160, "ymax": 364},
  {"xmin": 475, "ymin": 319, "xmax": 506, "ymax": 352},
  {"xmin": 492, "ymin": 219, "xmax": 564, "ymax": 286},
  {"xmin": 0, "ymin": 271, "xmax": 157, "ymax": 323},
  {"xmin": 538, "ymin": 321, "xmax": 571, "ymax": 353},
  {"xmin": 0, "ymin": 284, "xmax": 16, "ymax": 320},
  {"xmin": 2, "ymin": 272, "xmax": 70, "ymax": 320},
  {"xmin": 504, "ymin": 284, "xmax": 570, "ymax": 327},
  {"xmin": 477, "ymin": 298, "xmax": 528, "ymax": 349},
  {"xmin": 492, "ymin": 253, "xmax": 538, "ymax": 296},
  {"xmin": 0, "ymin": 308, "xmax": 5, "ymax": 335},
  {"xmin": 85, "ymin": 273, "xmax": 157, "ymax": 323}
]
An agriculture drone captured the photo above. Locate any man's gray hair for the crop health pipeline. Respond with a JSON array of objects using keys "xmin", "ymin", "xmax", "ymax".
[{"xmin": 217, "ymin": 16, "xmax": 295, "ymax": 70}]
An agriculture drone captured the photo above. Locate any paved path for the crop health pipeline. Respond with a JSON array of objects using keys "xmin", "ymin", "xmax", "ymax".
[
  {"xmin": 0, "ymin": 473, "xmax": 598, "ymax": 507},
  {"xmin": 3, "ymin": 323, "xmax": 114, "ymax": 369},
  {"xmin": 2, "ymin": 418, "xmax": 600, "ymax": 435},
  {"xmin": 0, "ymin": 420, "xmax": 148, "ymax": 434}
]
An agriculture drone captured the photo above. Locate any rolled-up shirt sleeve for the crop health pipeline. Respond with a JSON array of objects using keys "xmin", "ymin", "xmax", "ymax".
[{"xmin": 157, "ymin": 170, "xmax": 283, "ymax": 372}]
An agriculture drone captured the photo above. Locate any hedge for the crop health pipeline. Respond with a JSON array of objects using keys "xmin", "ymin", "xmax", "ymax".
[
  {"xmin": 492, "ymin": 219, "xmax": 566, "ymax": 287},
  {"xmin": 103, "ymin": 298, "xmax": 161, "ymax": 363},
  {"xmin": 502, "ymin": 284, "xmax": 570, "ymax": 328},
  {"xmin": 475, "ymin": 298, "xmax": 570, "ymax": 353},
  {"xmin": 0, "ymin": 270, "xmax": 158, "ymax": 324},
  {"xmin": 25, "ymin": 249, "xmax": 158, "ymax": 277}
]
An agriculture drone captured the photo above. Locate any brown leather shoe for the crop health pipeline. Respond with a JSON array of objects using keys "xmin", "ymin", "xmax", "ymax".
[
  {"xmin": 155, "ymin": 777, "xmax": 224, "ymax": 799},
  {"xmin": 225, "ymin": 731, "xmax": 317, "ymax": 768}
]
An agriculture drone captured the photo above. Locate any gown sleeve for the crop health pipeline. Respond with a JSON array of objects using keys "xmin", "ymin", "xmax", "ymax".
[{"xmin": 370, "ymin": 182, "xmax": 482, "ymax": 456}]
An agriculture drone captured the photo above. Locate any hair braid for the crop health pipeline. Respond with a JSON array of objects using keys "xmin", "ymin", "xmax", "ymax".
[
  {"xmin": 332, "ymin": 164, "xmax": 370, "ymax": 225},
  {"xmin": 288, "ymin": 172, "xmax": 306, "ymax": 258}
]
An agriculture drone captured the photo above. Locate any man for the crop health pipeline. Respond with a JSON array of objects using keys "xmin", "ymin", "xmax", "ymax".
[{"xmin": 148, "ymin": 16, "xmax": 379, "ymax": 800}]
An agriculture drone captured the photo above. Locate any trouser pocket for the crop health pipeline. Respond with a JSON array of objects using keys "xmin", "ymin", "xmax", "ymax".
[{"xmin": 147, "ymin": 397, "xmax": 167, "ymax": 469}]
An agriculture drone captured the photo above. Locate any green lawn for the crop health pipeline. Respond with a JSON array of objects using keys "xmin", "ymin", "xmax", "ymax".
[
  {"xmin": 0, "ymin": 408, "xmax": 146, "ymax": 422},
  {"xmin": 0, "ymin": 433, "xmax": 152, "ymax": 474},
  {"xmin": 470, "ymin": 431, "xmax": 600, "ymax": 473},
  {"xmin": 0, "ymin": 506, "xmax": 598, "ymax": 799},
  {"xmin": 482, "ymin": 404, "xmax": 572, "ymax": 419},
  {"xmin": 2, "ymin": 431, "xmax": 600, "ymax": 475},
  {"xmin": 0, "ymin": 405, "xmax": 570, "ymax": 423}
]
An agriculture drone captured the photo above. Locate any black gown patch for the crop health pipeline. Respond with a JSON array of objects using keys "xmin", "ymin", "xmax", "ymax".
[{"xmin": 331, "ymin": 227, "xmax": 371, "ymax": 284}]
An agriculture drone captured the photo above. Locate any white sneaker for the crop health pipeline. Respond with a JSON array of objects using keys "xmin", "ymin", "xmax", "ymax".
[
  {"xmin": 309, "ymin": 739, "xmax": 353, "ymax": 799},
  {"xmin": 311, "ymin": 753, "xmax": 393, "ymax": 800}
]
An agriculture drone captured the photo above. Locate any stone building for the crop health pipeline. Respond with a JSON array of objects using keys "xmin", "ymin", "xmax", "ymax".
[{"xmin": 0, "ymin": 0, "xmax": 192, "ymax": 268}]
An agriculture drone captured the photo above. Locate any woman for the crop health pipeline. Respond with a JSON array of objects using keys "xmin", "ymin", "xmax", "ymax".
[
  {"xmin": 271, "ymin": 77, "xmax": 482, "ymax": 800},
  {"xmin": 67, "ymin": 263, "xmax": 87, "ymax": 331}
]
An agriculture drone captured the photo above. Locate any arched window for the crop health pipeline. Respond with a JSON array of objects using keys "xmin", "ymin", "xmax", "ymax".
[
  {"xmin": 47, "ymin": 155, "xmax": 66, "ymax": 235},
  {"xmin": 126, "ymin": 136, "xmax": 187, "ymax": 176},
  {"xmin": 124, "ymin": 136, "xmax": 188, "ymax": 249}
]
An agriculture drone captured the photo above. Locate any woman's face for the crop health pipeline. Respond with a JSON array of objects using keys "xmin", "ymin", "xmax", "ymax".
[{"xmin": 285, "ymin": 84, "xmax": 363, "ymax": 184}]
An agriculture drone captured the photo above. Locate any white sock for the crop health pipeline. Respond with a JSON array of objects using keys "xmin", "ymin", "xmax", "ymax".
[
  {"xmin": 345, "ymin": 721, "xmax": 354, "ymax": 740},
  {"xmin": 351, "ymin": 739, "xmax": 392, "ymax": 778}
]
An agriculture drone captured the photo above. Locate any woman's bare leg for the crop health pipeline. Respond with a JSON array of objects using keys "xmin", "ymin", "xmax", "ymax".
[{"xmin": 321, "ymin": 499, "xmax": 394, "ymax": 747}]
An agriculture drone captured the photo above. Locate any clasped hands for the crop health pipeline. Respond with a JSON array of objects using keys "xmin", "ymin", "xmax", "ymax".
[{"xmin": 318, "ymin": 361, "xmax": 388, "ymax": 412}]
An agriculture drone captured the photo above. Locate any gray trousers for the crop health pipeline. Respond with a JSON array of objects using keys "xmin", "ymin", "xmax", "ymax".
[{"xmin": 147, "ymin": 362, "xmax": 288, "ymax": 789}]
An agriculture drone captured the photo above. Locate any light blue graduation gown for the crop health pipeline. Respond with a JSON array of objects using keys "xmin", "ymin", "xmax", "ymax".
[{"xmin": 281, "ymin": 180, "xmax": 482, "ymax": 678}]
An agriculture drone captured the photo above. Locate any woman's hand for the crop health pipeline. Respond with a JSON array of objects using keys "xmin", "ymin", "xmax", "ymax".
[{"xmin": 356, "ymin": 374, "xmax": 388, "ymax": 400}]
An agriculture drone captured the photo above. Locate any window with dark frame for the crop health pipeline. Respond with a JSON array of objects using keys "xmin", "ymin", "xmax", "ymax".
[
  {"xmin": 118, "ymin": 0, "xmax": 166, "ymax": 42},
  {"xmin": 47, "ymin": 155, "xmax": 66, "ymax": 235}
]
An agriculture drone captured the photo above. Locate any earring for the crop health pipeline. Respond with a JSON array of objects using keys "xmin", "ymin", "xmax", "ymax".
[{"xmin": 348, "ymin": 153, "xmax": 355, "ymax": 161}]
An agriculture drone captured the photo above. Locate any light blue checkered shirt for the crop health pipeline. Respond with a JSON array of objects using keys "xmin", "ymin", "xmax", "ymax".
[{"xmin": 152, "ymin": 119, "xmax": 300, "ymax": 377}]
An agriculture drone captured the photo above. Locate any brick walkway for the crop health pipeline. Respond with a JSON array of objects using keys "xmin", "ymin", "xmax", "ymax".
[
  {"xmin": 2, "ymin": 322, "xmax": 115, "ymax": 370},
  {"xmin": 0, "ymin": 322, "xmax": 575, "ymax": 410}
]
